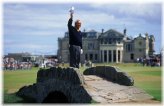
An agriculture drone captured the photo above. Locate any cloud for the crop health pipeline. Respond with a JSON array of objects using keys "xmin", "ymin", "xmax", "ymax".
[
  {"xmin": 3, "ymin": 39, "xmax": 17, "ymax": 45},
  {"xmin": 3, "ymin": 3, "xmax": 161, "ymax": 54},
  {"xmin": 4, "ymin": 6, "xmax": 68, "ymax": 29},
  {"xmin": 4, "ymin": 44, "xmax": 57, "ymax": 55},
  {"xmin": 4, "ymin": 4, "xmax": 68, "ymax": 32},
  {"xmin": 4, "ymin": 43, "xmax": 56, "ymax": 53},
  {"xmin": 4, "ymin": 3, "xmax": 161, "ymax": 35},
  {"xmin": 90, "ymin": 3, "xmax": 161, "ymax": 24},
  {"xmin": 75, "ymin": 11, "xmax": 115, "ymax": 29}
]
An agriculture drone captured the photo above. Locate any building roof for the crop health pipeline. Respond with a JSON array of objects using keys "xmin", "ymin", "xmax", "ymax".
[
  {"xmin": 88, "ymin": 29, "xmax": 97, "ymax": 33},
  {"xmin": 134, "ymin": 34, "xmax": 145, "ymax": 40},
  {"xmin": 8, "ymin": 52, "xmax": 31, "ymax": 56},
  {"xmin": 99, "ymin": 29, "xmax": 125, "ymax": 38},
  {"xmin": 150, "ymin": 35, "xmax": 155, "ymax": 41}
]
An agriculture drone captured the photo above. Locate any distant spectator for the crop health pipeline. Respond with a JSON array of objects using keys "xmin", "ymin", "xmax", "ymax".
[{"xmin": 3, "ymin": 57, "xmax": 33, "ymax": 71}]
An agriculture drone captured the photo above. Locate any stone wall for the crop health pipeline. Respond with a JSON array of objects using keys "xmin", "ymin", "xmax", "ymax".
[
  {"xmin": 83, "ymin": 66, "xmax": 134, "ymax": 86},
  {"xmin": 37, "ymin": 67, "xmax": 84, "ymax": 85}
]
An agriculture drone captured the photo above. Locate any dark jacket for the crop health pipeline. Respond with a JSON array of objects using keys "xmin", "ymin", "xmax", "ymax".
[{"xmin": 67, "ymin": 18, "xmax": 82, "ymax": 49}]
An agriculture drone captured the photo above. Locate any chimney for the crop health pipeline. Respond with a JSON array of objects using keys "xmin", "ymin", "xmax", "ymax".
[
  {"xmin": 102, "ymin": 29, "xmax": 104, "ymax": 34},
  {"xmin": 83, "ymin": 29, "xmax": 86, "ymax": 32},
  {"xmin": 145, "ymin": 32, "xmax": 148, "ymax": 37},
  {"xmin": 123, "ymin": 28, "xmax": 126, "ymax": 35}
]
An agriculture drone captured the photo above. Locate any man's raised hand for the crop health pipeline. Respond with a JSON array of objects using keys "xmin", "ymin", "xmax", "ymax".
[
  {"xmin": 69, "ymin": 6, "xmax": 74, "ymax": 19},
  {"xmin": 70, "ymin": 13, "xmax": 73, "ymax": 19}
]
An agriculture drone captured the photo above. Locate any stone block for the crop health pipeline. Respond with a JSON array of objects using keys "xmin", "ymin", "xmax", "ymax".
[
  {"xmin": 117, "ymin": 72, "xmax": 134, "ymax": 86},
  {"xmin": 83, "ymin": 67, "xmax": 96, "ymax": 75},
  {"xmin": 17, "ymin": 67, "xmax": 91, "ymax": 103},
  {"xmin": 95, "ymin": 66, "xmax": 106, "ymax": 77},
  {"xmin": 104, "ymin": 66, "xmax": 117, "ymax": 82},
  {"xmin": 37, "ymin": 67, "xmax": 84, "ymax": 85},
  {"xmin": 83, "ymin": 66, "xmax": 134, "ymax": 86}
]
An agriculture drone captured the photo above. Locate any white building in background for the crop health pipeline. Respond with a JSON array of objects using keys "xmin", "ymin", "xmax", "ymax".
[{"xmin": 58, "ymin": 29, "xmax": 155, "ymax": 63}]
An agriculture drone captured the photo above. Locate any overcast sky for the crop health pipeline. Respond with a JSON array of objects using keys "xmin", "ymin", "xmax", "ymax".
[{"xmin": 3, "ymin": 3, "xmax": 162, "ymax": 55}]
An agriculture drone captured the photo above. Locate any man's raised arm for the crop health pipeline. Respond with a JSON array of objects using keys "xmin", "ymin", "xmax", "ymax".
[{"xmin": 68, "ymin": 13, "xmax": 73, "ymax": 28}]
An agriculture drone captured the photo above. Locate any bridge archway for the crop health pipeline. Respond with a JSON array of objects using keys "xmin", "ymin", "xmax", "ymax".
[{"xmin": 42, "ymin": 91, "xmax": 69, "ymax": 103}]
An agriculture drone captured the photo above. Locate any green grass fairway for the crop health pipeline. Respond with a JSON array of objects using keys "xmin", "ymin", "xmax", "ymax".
[
  {"xmin": 116, "ymin": 64, "xmax": 162, "ymax": 101},
  {"xmin": 3, "ymin": 63, "xmax": 162, "ymax": 103},
  {"xmin": 3, "ymin": 67, "xmax": 40, "ymax": 103}
]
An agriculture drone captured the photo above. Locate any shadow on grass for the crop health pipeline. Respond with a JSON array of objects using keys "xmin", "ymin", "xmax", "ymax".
[{"xmin": 4, "ymin": 90, "xmax": 36, "ymax": 103}]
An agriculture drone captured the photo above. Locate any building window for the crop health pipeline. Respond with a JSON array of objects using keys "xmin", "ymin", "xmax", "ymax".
[
  {"xmin": 104, "ymin": 39, "xmax": 107, "ymax": 44},
  {"xmin": 89, "ymin": 54, "xmax": 93, "ymax": 61},
  {"xmin": 130, "ymin": 53, "xmax": 134, "ymax": 60},
  {"xmin": 95, "ymin": 54, "xmax": 97, "ymax": 61},
  {"xmin": 113, "ymin": 38, "xmax": 116, "ymax": 44},
  {"xmin": 85, "ymin": 54, "xmax": 88, "ymax": 60},
  {"xmin": 139, "ymin": 49, "xmax": 142, "ymax": 52},
  {"xmin": 108, "ymin": 39, "xmax": 112, "ymax": 44},
  {"xmin": 139, "ymin": 41, "xmax": 142, "ymax": 46},
  {"xmin": 113, "ymin": 50, "xmax": 116, "ymax": 62},
  {"xmin": 126, "ymin": 43, "xmax": 133, "ymax": 52},
  {"xmin": 117, "ymin": 38, "xmax": 121, "ymax": 44},
  {"xmin": 101, "ymin": 39, "xmax": 103, "ymax": 44},
  {"xmin": 101, "ymin": 50, "xmax": 103, "ymax": 62},
  {"xmin": 110, "ymin": 38, "xmax": 113, "ymax": 44},
  {"xmin": 88, "ymin": 43, "xmax": 94, "ymax": 49},
  {"xmin": 108, "ymin": 50, "xmax": 112, "ymax": 62},
  {"xmin": 118, "ymin": 50, "xmax": 120, "ymax": 62},
  {"xmin": 104, "ymin": 50, "xmax": 107, "ymax": 62}
]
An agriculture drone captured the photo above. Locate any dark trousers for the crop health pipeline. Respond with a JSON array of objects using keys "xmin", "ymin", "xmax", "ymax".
[{"xmin": 69, "ymin": 45, "xmax": 80, "ymax": 68}]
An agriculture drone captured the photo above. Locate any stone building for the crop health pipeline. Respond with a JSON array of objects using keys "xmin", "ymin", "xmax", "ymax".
[
  {"xmin": 57, "ymin": 29, "xmax": 155, "ymax": 63},
  {"xmin": 6, "ymin": 52, "xmax": 32, "ymax": 62}
]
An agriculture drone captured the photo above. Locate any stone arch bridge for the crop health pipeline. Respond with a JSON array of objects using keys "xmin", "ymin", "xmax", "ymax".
[{"xmin": 17, "ymin": 66, "xmax": 157, "ymax": 103}]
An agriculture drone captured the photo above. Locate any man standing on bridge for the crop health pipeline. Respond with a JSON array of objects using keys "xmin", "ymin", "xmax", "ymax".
[{"xmin": 67, "ymin": 7, "xmax": 83, "ymax": 68}]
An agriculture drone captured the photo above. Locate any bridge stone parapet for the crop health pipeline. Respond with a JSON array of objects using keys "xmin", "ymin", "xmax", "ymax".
[{"xmin": 83, "ymin": 66, "xmax": 134, "ymax": 86}]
